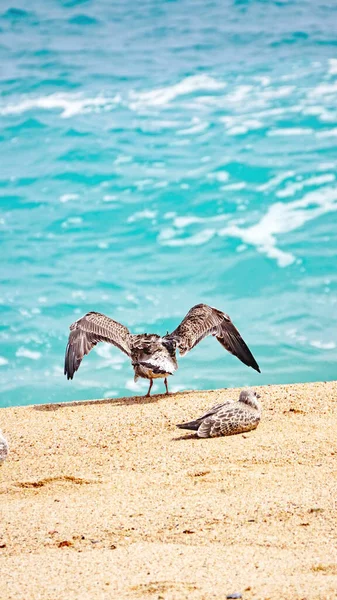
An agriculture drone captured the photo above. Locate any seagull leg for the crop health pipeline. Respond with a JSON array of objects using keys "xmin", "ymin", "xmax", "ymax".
[
  {"xmin": 146, "ymin": 379, "xmax": 153, "ymax": 397},
  {"xmin": 164, "ymin": 377, "xmax": 169, "ymax": 395}
]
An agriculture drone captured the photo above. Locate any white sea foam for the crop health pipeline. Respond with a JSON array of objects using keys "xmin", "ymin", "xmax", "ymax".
[
  {"xmin": 125, "ymin": 378, "xmax": 147, "ymax": 392},
  {"xmin": 302, "ymin": 104, "xmax": 337, "ymax": 123},
  {"xmin": 59, "ymin": 193, "xmax": 79, "ymax": 203},
  {"xmin": 227, "ymin": 126, "xmax": 248, "ymax": 135},
  {"xmin": 135, "ymin": 179, "xmax": 154, "ymax": 189},
  {"xmin": 95, "ymin": 345, "xmax": 127, "ymax": 367},
  {"xmin": 318, "ymin": 161, "xmax": 337, "ymax": 170},
  {"xmin": 310, "ymin": 81, "xmax": 337, "ymax": 97},
  {"xmin": 159, "ymin": 229, "xmax": 215, "ymax": 247},
  {"xmin": 219, "ymin": 116, "xmax": 235, "ymax": 128},
  {"xmin": 207, "ymin": 171, "xmax": 229, "ymax": 183},
  {"xmin": 76, "ymin": 378, "xmax": 108, "ymax": 389},
  {"xmin": 71, "ymin": 290, "xmax": 86, "ymax": 300},
  {"xmin": 254, "ymin": 76, "xmax": 271, "ymax": 87},
  {"xmin": 219, "ymin": 186, "xmax": 337, "ymax": 267},
  {"xmin": 128, "ymin": 75, "xmax": 225, "ymax": 109},
  {"xmin": 0, "ymin": 357, "xmax": 8, "ymax": 367},
  {"xmin": 16, "ymin": 347, "xmax": 41, "ymax": 360},
  {"xmin": 114, "ymin": 155, "xmax": 133, "ymax": 165},
  {"xmin": 328, "ymin": 58, "xmax": 337, "ymax": 75},
  {"xmin": 258, "ymin": 86, "xmax": 294, "ymax": 100},
  {"xmin": 153, "ymin": 181, "xmax": 168, "ymax": 189},
  {"xmin": 61, "ymin": 216, "xmax": 83, "ymax": 228},
  {"xmin": 225, "ymin": 85, "xmax": 252, "ymax": 104},
  {"xmin": 276, "ymin": 174, "xmax": 335, "ymax": 198},
  {"xmin": 103, "ymin": 390, "xmax": 118, "ymax": 398},
  {"xmin": 220, "ymin": 116, "xmax": 264, "ymax": 135},
  {"xmin": 173, "ymin": 216, "xmax": 203, "ymax": 228},
  {"xmin": 158, "ymin": 227, "xmax": 176, "ymax": 241},
  {"xmin": 158, "ymin": 213, "xmax": 228, "ymax": 245},
  {"xmin": 103, "ymin": 194, "xmax": 118, "ymax": 202},
  {"xmin": 0, "ymin": 93, "xmax": 120, "ymax": 118},
  {"xmin": 172, "ymin": 214, "xmax": 228, "ymax": 229},
  {"xmin": 221, "ymin": 182, "xmax": 246, "ymax": 191},
  {"xmin": 268, "ymin": 127, "xmax": 313, "ymax": 137},
  {"xmin": 310, "ymin": 340, "xmax": 336, "ymax": 350},
  {"xmin": 177, "ymin": 117, "xmax": 208, "ymax": 135},
  {"xmin": 127, "ymin": 209, "xmax": 157, "ymax": 223},
  {"xmin": 316, "ymin": 128, "xmax": 337, "ymax": 138},
  {"xmin": 258, "ymin": 171, "xmax": 295, "ymax": 192}
]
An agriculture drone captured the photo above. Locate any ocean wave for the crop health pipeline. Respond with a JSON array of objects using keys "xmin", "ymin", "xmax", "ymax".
[
  {"xmin": 158, "ymin": 228, "xmax": 215, "ymax": 247},
  {"xmin": 173, "ymin": 214, "xmax": 227, "ymax": 228},
  {"xmin": 103, "ymin": 390, "xmax": 118, "ymax": 398},
  {"xmin": 219, "ymin": 186, "xmax": 337, "ymax": 267},
  {"xmin": 328, "ymin": 58, "xmax": 337, "ymax": 75},
  {"xmin": 310, "ymin": 340, "xmax": 336, "ymax": 350},
  {"xmin": 268, "ymin": 127, "xmax": 313, "ymax": 137},
  {"xmin": 258, "ymin": 172, "xmax": 294, "ymax": 193},
  {"xmin": 0, "ymin": 67, "xmax": 335, "ymax": 131},
  {"xmin": 61, "ymin": 217, "xmax": 83, "ymax": 228},
  {"xmin": 310, "ymin": 81, "xmax": 337, "ymax": 97},
  {"xmin": 127, "ymin": 209, "xmax": 157, "ymax": 223},
  {"xmin": 128, "ymin": 75, "xmax": 225, "ymax": 109},
  {"xmin": 125, "ymin": 378, "xmax": 147, "ymax": 392},
  {"xmin": 276, "ymin": 174, "xmax": 335, "ymax": 198},
  {"xmin": 221, "ymin": 182, "xmax": 246, "ymax": 191},
  {"xmin": 177, "ymin": 117, "xmax": 209, "ymax": 135},
  {"xmin": 59, "ymin": 193, "xmax": 79, "ymax": 203},
  {"xmin": 95, "ymin": 345, "xmax": 127, "ymax": 368},
  {"xmin": 157, "ymin": 213, "xmax": 229, "ymax": 247},
  {"xmin": 0, "ymin": 93, "xmax": 120, "ymax": 119},
  {"xmin": 317, "ymin": 128, "xmax": 337, "ymax": 138},
  {"xmin": 16, "ymin": 347, "xmax": 41, "ymax": 360}
]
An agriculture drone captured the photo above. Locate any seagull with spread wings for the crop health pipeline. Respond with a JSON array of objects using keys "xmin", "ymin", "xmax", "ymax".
[{"xmin": 64, "ymin": 303, "xmax": 260, "ymax": 396}]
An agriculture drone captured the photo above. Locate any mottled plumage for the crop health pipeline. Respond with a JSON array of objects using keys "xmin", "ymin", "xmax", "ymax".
[
  {"xmin": 0, "ymin": 430, "xmax": 9, "ymax": 464},
  {"xmin": 64, "ymin": 304, "xmax": 260, "ymax": 396},
  {"xmin": 177, "ymin": 390, "xmax": 261, "ymax": 438},
  {"xmin": 176, "ymin": 389, "xmax": 261, "ymax": 437}
]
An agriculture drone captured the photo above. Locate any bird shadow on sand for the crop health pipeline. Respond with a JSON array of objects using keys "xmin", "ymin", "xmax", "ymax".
[
  {"xmin": 173, "ymin": 432, "xmax": 198, "ymax": 441},
  {"xmin": 32, "ymin": 390, "xmax": 198, "ymax": 411}
]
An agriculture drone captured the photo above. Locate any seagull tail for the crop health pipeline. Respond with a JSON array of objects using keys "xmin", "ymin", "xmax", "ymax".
[{"xmin": 176, "ymin": 419, "xmax": 201, "ymax": 431}]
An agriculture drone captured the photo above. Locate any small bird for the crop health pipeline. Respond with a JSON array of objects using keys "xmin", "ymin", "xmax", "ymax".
[
  {"xmin": 0, "ymin": 430, "xmax": 9, "ymax": 464},
  {"xmin": 64, "ymin": 303, "xmax": 260, "ymax": 396},
  {"xmin": 176, "ymin": 389, "xmax": 261, "ymax": 437}
]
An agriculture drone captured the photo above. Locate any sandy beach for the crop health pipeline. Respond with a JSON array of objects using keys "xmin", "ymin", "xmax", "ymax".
[{"xmin": 1, "ymin": 381, "xmax": 337, "ymax": 599}]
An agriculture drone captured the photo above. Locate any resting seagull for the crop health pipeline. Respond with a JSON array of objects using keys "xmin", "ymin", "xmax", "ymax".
[
  {"xmin": 64, "ymin": 303, "xmax": 260, "ymax": 396},
  {"xmin": 177, "ymin": 389, "xmax": 261, "ymax": 437}
]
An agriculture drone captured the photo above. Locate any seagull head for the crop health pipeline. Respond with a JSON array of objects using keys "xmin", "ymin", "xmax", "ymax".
[{"xmin": 239, "ymin": 388, "xmax": 261, "ymax": 408}]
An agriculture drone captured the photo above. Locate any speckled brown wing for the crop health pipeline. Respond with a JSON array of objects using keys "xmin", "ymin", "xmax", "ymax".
[
  {"xmin": 197, "ymin": 405, "xmax": 260, "ymax": 438},
  {"xmin": 168, "ymin": 303, "xmax": 260, "ymax": 372},
  {"xmin": 64, "ymin": 312, "xmax": 131, "ymax": 380},
  {"xmin": 176, "ymin": 401, "xmax": 234, "ymax": 431}
]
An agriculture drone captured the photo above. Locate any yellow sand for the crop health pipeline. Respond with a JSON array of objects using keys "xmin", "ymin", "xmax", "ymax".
[{"xmin": 1, "ymin": 381, "xmax": 337, "ymax": 600}]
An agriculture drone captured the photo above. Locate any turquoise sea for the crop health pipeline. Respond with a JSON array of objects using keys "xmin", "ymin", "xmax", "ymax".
[{"xmin": 1, "ymin": 0, "xmax": 337, "ymax": 407}]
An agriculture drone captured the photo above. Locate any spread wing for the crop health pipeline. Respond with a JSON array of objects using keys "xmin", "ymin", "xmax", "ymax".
[
  {"xmin": 167, "ymin": 303, "xmax": 260, "ymax": 372},
  {"xmin": 64, "ymin": 312, "xmax": 131, "ymax": 380}
]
